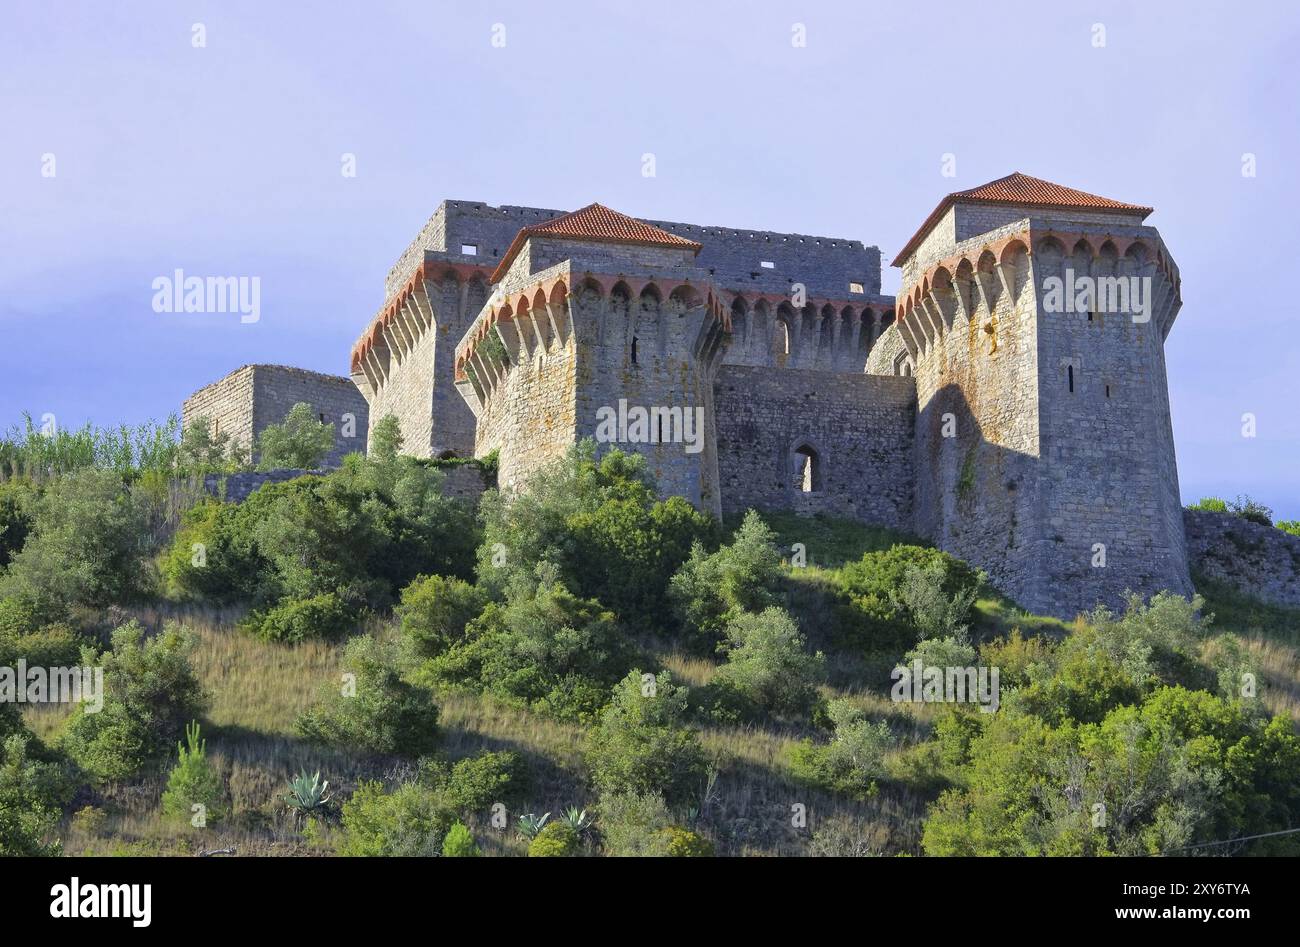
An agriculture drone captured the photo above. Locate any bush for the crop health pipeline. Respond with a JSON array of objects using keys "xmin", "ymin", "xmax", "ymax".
[
  {"xmin": 708, "ymin": 607, "xmax": 824, "ymax": 721},
  {"xmin": 894, "ymin": 560, "xmax": 979, "ymax": 640},
  {"xmin": 296, "ymin": 635, "xmax": 440, "ymax": 758},
  {"xmin": 178, "ymin": 416, "xmax": 248, "ymax": 473},
  {"xmin": 0, "ymin": 479, "xmax": 36, "ymax": 569},
  {"xmin": 441, "ymin": 821, "xmax": 480, "ymax": 857},
  {"xmin": 426, "ymin": 581, "xmax": 632, "ymax": 721},
  {"xmin": 477, "ymin": 442, "xmax": 713, "ymax": 627},
  {"xmin": 528, "ymin": 821, "xmax": 579, "ymax": 857},
  {"xmin": 337, "ymin": 780, "xmax": 453, "ymax": 856},
  {"xmin": 670, "ymin": 510, "xmax": 782, "ymax": 646},
  {"xmin": 1277, "ymin": 520, "xmax": 1300, "ymax": 538},
  {"xmin": 1187, "ymin": 497, "xmax": 1228, "ymax": 513},
  {"xmin": 161, "ymin": 458, "xmax": 478, "ymax": 630},
  {"xmin": 398, "ymin": 575, "xmax": 487, "ymax": 661},
  {"xmin": 835, "ymin": 545, "xmax": 982, "ymax": 651},
  {"xmin": 427, "ymin": 750, "xmax": 529, "ymax": 813},
  {"xmin": 662, "ymin": 825, "xmax": 714, "ymax": 857},
  {"xmin": 255, "ymin": 402, "xmax": 336, "ymax": 470},
  {"xmin": 1228, "ymin": 495, "xmax": 1273, "ymax": 527},
  {"xmin": 585, "ymin": 670, "xmax": 709, "ymax": 808},
  {"xmin": 0, "ymin": 620, "xmax": 83, "ymax": 668},
  {"xmin": 243, "ymin": 591, "xmax": 356, "ymax": 643},
  {"xmin": 62, "ymin": 621, "xmax": 207, "ymax": 783},
  {"xmin": 788, "ymin": 699, "xmax": 893, "ymax": 798},
  {"xmin": 923, "ymin": 687, "xmax": 1300, "ymax": 856},
  {"xmin": 160, "ymin": 722, "xmax": 225, "ymax": 826},
  {"xmin": 0, "ymin": 730, "xmax": 66, "ymax": 856},
  {"xmin": 598, "ymin": 791, "xmax": 673, "ymax": 857},
  {"xmin": 0, "ymin": 469, "xmax": 152, "ymax": 623}
]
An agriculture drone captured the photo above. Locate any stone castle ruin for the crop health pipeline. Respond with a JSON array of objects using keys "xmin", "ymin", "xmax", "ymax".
[{"xmin": 185, "ymin": 173, "xmax": 1192, "ymax": 618}]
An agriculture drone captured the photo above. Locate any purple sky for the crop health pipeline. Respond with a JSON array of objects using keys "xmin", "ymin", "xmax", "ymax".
[{"xmin": 2, "ymin": 1, "xmax": 1297, "ymax": 517}]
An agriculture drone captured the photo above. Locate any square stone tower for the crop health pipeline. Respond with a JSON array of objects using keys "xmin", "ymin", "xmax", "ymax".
[
  {"xmin": 892, "ymin": 173, "xmax": 1192, "ymax": 616},
  {"xmin": 451, "ymin": 204, "xmax": 732, "ymax": 515}
]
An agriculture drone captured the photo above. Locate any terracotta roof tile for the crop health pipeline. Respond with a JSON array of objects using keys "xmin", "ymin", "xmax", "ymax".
[
  {"xmin": 892, "ymin": 172, "xmax": 1153, "ymax": 267},
  {"xmin": 491, "ymin": 203, "xmax": 701, "ymax": 282}
]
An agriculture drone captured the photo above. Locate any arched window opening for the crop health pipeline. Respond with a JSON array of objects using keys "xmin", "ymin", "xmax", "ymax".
[{"xmin": 792, "ymin": 444, "xmax": 821, "ymax": 493}]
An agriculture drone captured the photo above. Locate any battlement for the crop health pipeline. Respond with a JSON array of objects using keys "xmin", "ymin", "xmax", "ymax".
[{"xmin": 384, "ymin": 199, "xmax": 883, "ymax": 304}]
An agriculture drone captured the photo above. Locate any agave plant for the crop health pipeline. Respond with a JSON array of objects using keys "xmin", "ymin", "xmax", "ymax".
[
  {"xmin": 516, "ymin": 812, "xmax": 551, "ymax": 840},
  {"xmin": 284, "ymin": 770, "xmax": 334, "ymax": 821},
  {"xmin": 559, "ymin": 806, "xmax": 594, "ymax": 837}
]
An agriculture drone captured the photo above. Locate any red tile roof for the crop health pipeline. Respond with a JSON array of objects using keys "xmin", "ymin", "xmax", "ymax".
[
  {"xmin": 891, "ymin": 172, "xmax": 1153, "ymax": 266},
  {"xmin": 491, "ymin": 203, "xmax": 701, "ymax": 282}
]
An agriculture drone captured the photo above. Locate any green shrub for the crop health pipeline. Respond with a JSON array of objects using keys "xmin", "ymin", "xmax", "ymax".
[
  {"xmin": 662, "ymin": 825, "xmax": 714, "ymax": 857},
  {"xmin": 161, "ymin": 458, "xmax": 478, "ymax": 627},
  {"xmin": 337, "ymin": 780, "xmax": 453, "ymax": 856},
  {"xmin": 1275, "ymin": 520, "xmax": 1300, "ymax": 538},
  {"xmin": 477, "ymin": 442, "xmax": 713, "ymax": 627},
  {"xmin": 528, "ymin": 821, "xmax": 579, "ymax": 857},
  {"xmin": 0, "ymin": 620, "xmax": 83, "ymax": 667},
  {"xmin": 598, "ymin": 791, "xmax": 673, "ymax": 857},
  {"xmin": 0, "ymin": 730, "xmax": 65, "ymax": 856},
  {"xmin": 923, "ymin": 687, "xmax": 1300, "ymax": 856},
  {"xmin": 1228, "ymin": 495, "xmax": 1273, "ymax": 527},
  {"xmin": 788, "ymin": 699, "xmax": 892, "ymax": 798},
  {"xmin": 585, "ymin": 670, "xmax": 709, "ymax": 808},
  {"xmin": 1187, "ymin": 497, "xmax": 1228, "ymax": 513},
  {"xmin": 160, "ymin": 721, "xmax": 225, "ymax": 826},
  {"xmin": 426, "ymin": 581, "xmax": 632, "ymax": 721},
  {"xmin": 421, "ymin": 750, "xmax": 529, "ymax": 813},
  {"xmin": 709, "ymin": 607, "xmax": 824, "ymax": 721},
  {"xmin": 670, "ymin": 509, "xmax": 782, "ymax": 646},
  {"xmin": 835, "ymin": 545, "xmax": 981, "ymax": 651},
  {"xmin": 296, "ymin": 635, "xmax": 440, "ymax": 758},
  {"xmin": 255, "ymin": 402, "xmax": 336, "ymax": 470},
  {"xmin": 61, "ymin": 621, "xmax": 207, "ymax": 783},
  {"xmin": 398, "ymin": 574, "xmax": 487, "ymax": 661},
  {"xmin": 0, "ymin": 479, "xmax": 36, "ymax": 569},
  {"xmin": 243, "ymin": 591, "xmax": 356, "ymax": 643},
  {"xmin": 441, "ymin": 821, "xmax": 480, "ymax": 857},
  {"xmin": 0, "ymin": 469, "xmax": 152, "ymax": 623}
]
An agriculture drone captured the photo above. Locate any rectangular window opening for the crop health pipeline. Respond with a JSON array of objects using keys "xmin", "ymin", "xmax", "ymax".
[
  {"xmin": 849, "ymin": 282, "xmax": 865, "ymax": 294},
  {"xmin": 760, "ymin": 261, "xmax": 775, "ymax": 269},
  {"xmin": 461, "ymin": 243, "xmax": 478, "ymax": 256}
]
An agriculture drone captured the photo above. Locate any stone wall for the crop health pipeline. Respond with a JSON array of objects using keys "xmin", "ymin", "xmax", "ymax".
[
  {"xmin": 183, "ymin": 364, "xmax": 369, "ymax": 467},
  {"xmin": 713, "ymin": 364, "xmax": 915, "ymax": 530},
  {"xmin": 1184, "ymin": 510, "xmax": 1300, "ymax": 609}
]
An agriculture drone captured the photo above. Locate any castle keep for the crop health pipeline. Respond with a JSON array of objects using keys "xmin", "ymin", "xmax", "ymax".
[{"xmin": 186, "ymin": 173, "xmax": 1193, "ymax": 618}]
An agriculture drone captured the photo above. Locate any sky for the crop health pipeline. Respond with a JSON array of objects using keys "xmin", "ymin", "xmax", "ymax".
[{"xmin": 1, "ymin": 1, "xmax": 1297, "ymax": 516}]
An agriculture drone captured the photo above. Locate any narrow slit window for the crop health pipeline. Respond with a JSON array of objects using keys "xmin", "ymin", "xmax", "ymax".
[
  {"xmin": 1067, "ymin": 365, "xmax": 1075, "ymax": 393},
  {"xmin": 630, "ymin": 336, "xmax": 638, "ymax": 364}
]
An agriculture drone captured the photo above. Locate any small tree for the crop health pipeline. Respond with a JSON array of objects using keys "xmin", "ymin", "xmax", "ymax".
[
  {"xmin": 296, "ymin": 634, "xmax": 440, "ymax": 758},
  {"xmin": 585, "ymin": 669, "xmax": 709, "ymax": 808},
  {"xmin": 369, "ymin": 414, "xmax": 404, "ymax": 463},
  {"xmin": 256, "ymin": 402, "xmax": 335, "ymax": 470},
  {"xmin": 441, "ymin": 821, "xmax": 480, "ymax": 857},
  {"xmin": 669, "ymin": 509, "xmax": 782, "ymax": 645},
  {"xmin": 160, "ymin": 721, "xmax": 225, "ymax": 826},
  {"xmin": 711, "ymin": 607, "xmax": 825, "ymax": 720},
  {"xmin": 178, "ymin": 417, "xmax": 248, "ymax": 473}
]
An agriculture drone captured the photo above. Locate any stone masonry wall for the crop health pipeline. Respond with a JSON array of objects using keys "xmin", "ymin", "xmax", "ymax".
[
  {"xmin": 1184, "ymin": 510, "xmax": 1300, "ymax": 609},
  {"xmin": 474, "ymin": 334, "xmax": 578, "ymax": 494},
  {"xmin": 714, "ymin": 365, "xmax": 916, "ymax": 530},
  {"xmin": 184, "ymin": 364, "xmax": 368, "ymax": 468}
]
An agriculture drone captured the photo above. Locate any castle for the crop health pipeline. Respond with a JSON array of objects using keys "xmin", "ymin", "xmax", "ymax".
[{"xmin": 185, "ymin": 173, "xmax": 1193, "ymax": 618}]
